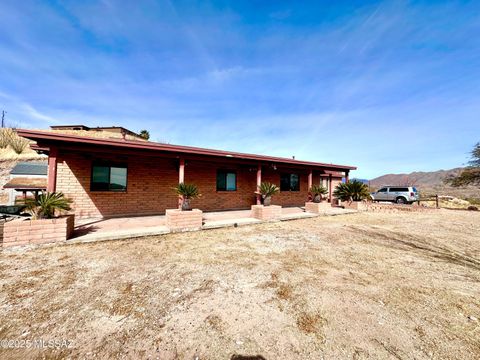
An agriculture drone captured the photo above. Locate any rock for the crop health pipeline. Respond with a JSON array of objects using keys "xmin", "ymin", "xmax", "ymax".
[
  {"xmin": 468, "ymin": 315, "xmax": 478, "ymax": 322},
  {"xmin": 467, "ymin": 206, "xmax": 478, "ymax": 211}
]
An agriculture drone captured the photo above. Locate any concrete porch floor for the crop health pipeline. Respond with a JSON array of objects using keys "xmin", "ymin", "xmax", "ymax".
[{"xmin": 70, "ymin": 206, "xmax": 356, "ymax": 244}]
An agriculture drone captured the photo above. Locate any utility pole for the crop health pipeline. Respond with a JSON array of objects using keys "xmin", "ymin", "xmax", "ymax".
[{"xmin": 1, "ymin": 110, "xmax": 5, "ymax": 128}]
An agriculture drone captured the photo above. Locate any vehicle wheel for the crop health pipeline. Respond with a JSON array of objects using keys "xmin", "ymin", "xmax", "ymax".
[{"xmin": 396, "ymin": 197, "xmax": 407, "ymax": 204}]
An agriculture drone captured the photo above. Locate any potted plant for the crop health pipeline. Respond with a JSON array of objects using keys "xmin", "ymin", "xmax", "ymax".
[
  {"xmin": 3, "ymin": 192, "xmax": 75, "ymax": 248},
  {"xmin": 167, "ymin": 183, "xmax": 203, "ymax": 231},
  {"xmin": 258, "ymin": 182, "xmax": 280, "ymax": 206},
  {"xmin": 333, "ymin": 180, "xmax": 371, "ymax": 210},
  {"xmin": 173, "ymin": 183, "xmax": 200, "ymax": 211},
  {"xmin": 24, "ymin": 191, "xmax": 72, "ymax": 219},
  {"xmin": 309, "ymin": 185, "xmax": 328, "ymax": 203}
]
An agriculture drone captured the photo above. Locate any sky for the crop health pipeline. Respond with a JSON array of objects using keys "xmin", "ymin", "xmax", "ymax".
[{"xmin": 0, "ymin": 0, "xmax": 479, "ymax": 179}]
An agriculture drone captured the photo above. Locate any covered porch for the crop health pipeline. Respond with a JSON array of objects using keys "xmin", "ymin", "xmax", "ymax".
[{"xmin": 71, "ymin": 206, "xmax": 355, "ymax": 243}]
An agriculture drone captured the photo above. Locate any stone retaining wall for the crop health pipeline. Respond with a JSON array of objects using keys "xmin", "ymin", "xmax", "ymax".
[
  {"xmin": 2, "ymin": 215, "xmax": 75, "ymax": 248},
  {"xmin": 251, "ymin": 205, "xmax": 282, "ymax": 221},
  {"xmin": 165, "ymin": 209, "xmax": 203, "ymax": 232},
  {"xmin": 305, "ymin": 202, "xmax": 332, "ymax": 214},
  {"xmin": 366, "ymin": 203, "xmax": 438, "ymax": 213}
]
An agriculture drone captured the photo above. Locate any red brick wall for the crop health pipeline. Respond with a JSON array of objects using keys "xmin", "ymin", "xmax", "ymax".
[
  {"xmin": 261, "ymin": 167, "xmax": 317, "ymax": 207},
  {"xmin": 2, "ymin": 215, "xmax": 74, "ymax": 248},
  {"xmin": 56, "ymin": 150, "xmax": 344, "ymax": 218},
  {"xmin": 184, "ymin": 161, "xmax": 257, "ymax": 211},
  {"xmin": 56, "ymin": 151, "xmax": 178, "ymax": 218}
]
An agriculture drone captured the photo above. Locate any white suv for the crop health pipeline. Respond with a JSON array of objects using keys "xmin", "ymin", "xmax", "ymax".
[{"xmin": 371, "ymin": 186, "xmax": 419, "ymax": 204}]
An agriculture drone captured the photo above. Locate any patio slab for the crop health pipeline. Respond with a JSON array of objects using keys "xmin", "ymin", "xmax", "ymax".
[{"xmin": 69, "ymin": 206, "xmax": 358, "ymax": 244}]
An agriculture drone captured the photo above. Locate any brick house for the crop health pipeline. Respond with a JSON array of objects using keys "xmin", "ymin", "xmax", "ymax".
[{"xmin": 17, "ymin": 129, "xmax": 356, "ymax": 219}]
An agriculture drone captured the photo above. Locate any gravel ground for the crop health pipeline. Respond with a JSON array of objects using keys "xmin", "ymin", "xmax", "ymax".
[{"xmin": 0, "ymin": 209, "xmax": 479, "ymax": 359}]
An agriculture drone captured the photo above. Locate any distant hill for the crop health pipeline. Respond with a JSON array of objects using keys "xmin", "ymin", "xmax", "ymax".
[
  {"xmin": 369, "ymin": 167, "xmax": 480, "ymax": 199},
  {"xmin": 370, "ymin": 168, "xmax": 463, "ymax": 187}
]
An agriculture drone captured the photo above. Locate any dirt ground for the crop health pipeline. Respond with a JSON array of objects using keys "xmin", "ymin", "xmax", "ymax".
[{"xmin": 1, "ymin": 210, "xmax": 479, "ymax": 359}]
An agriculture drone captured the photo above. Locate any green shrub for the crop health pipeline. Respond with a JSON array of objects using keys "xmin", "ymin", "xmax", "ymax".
[
  {"xmin": 259, "ymin": 182, "xmax": 280, "ymax": 197},
  {"xmin": 333, "ymin": 180, "xmax": 371, "ymax": 202},
  {"xmin": 310, "ymin": 184, "xmax": 328, "ymax": 202},
  {"xmin": 173, "ymin": 183, "xmax": 200, "ymax": 210},
  {"xmin": 24, "ymin": 192, "xmax": 72, "ymax": 219}
]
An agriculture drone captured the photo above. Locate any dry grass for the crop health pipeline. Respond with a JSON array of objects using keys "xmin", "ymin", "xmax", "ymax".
[{"xmin": 0, "ymin": 210, "xmax": 479, "ymax": 359}]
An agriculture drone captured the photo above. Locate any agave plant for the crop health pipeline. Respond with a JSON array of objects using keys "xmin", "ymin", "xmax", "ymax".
[
  {"xmin": 258, "ymin": 182, "xmax": 280, "ymax": 206},
  {"xmin": 173, "ymin": 183, "xmax": 200, "ymax": 210},
  {"xmin": 309, "ymin": 185, "xmax": 328, "ymax": 203},
  {"xmin": 333, "ymin": 180, "xmax": 371, "ymax": 202},
  {"xmin": 24, "ymin": 192, "xmax": 72, "ymax": 219}
]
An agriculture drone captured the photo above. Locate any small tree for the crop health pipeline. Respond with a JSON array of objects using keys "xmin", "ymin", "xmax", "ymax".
[
  {"xmin": 445, "ymin": 142, "xmax": 480, "ymax": 188},
  {"xmin": 139, "ymin": 130, "xmax": 150, "ymax": 140},
  {"xmin": 173, "ymin": 183, "xmax": 200, "ymax": 211},
  {"xmin": 333, "ymin": 180, "xmax": 371, "ymax": 202},
  {"xmin": 24, "ymin": 192, "xmax": 72, "ymax": 219}
]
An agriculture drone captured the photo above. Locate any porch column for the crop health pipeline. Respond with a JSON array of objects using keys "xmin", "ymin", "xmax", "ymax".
[
  {"xmin": 179, "ymin": 158, "xmax": 185, "ymax": 183},
  {"xmin": 328, "ymin": 174, "xmax": 333, "ymax": 203},
  {"xmin": 47, "ymin": 146, "xmax": 58, "ymax": 192},
  {"xmin": 308, "ymin": 170, "xmax": 313, "ymax": 189},
  {"xmin": 178, "ymin": 158, "xmax": 185, "ymax": 209},
  {"xmin": 345, "ymin": 170, "xmax": 350, "ymax": 183},
  {"xmin": 256, "ymin": 164, "xmax": 262, "ymax": 205}
]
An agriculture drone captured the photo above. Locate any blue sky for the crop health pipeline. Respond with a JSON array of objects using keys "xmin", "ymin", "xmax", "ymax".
[{"xmin": 1, "ymin": 0, "xmax": 479, "ymax": 179}]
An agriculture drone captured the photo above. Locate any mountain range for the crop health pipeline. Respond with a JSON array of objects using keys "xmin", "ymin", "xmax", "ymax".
[{"xmin": 369, "ymin": 168, "xmax": 463, "ymax": 187}]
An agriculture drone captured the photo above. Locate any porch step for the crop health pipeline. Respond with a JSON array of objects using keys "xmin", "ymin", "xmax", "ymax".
[
  {"xmin": 69, "ymin": 226, "xmax": 170, "ymax": 244},
  {"xmin": 202, "ymin": 217, "xmax": 261, "ymax": 229},
  {"xmin": 280, "ymin": 212, "xmax": 318, "ymax": 221}
]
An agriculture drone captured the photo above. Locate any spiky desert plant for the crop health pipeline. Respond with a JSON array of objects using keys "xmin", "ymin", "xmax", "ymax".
[
  {"xmin": 333, "ymin": 180, "xmax": 371, "ymax": 202},
  {"xmin": 309, "ymin": 184, "xmax": 328, "ymax": 203},
  {"xmin": 258, "ymin": 182, "xmax": 280, "ymax": 206},
  {"xmin": 8, "ymin": 131, "xmax": 30, "ymax": 154},
  {"xmin": 24, "ymin": 192, "xmax": 72, "ymax": 219},
  {"xmin": 173, "ymin": 183, "xmax": 200, "ymax": 210}
]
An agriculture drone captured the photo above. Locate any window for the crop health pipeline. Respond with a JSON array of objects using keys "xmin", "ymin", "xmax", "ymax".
[
  {"xmin": 389, "ymin": 187, "xmax": 409, "ymax": 192},
  {"xmin": 216, "ymin": 170, "xmax": 236, "ymax": 191},
  {"xmin": 91, "ymin": 163, "xmax": 127, "ymax": 191},
  {"xmin": 280, "ymin": 173, "xmax": 300, "ymax": 191},
  {"xmin": 378, "ymin": 188, "xmax": 388, "ymax": 193}
]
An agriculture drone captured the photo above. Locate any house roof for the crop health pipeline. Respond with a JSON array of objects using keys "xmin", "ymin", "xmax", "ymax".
[
  {"xmin": 16, "ymin": 129, "xmax": 357, "ymax": 171},
  {"xmin": 50, "ymin": 124, "xmax": 141, "ymax": 137},
  {"xmin": 3, "ymin": 177, "xmax": 47, "ymax": 190},
  {"xmin": 11, "ymin": 161, "xmax": 48, "ymax": 176}
]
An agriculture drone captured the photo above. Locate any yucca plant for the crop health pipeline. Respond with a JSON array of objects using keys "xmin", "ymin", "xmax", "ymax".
[
  {"xmin": 333, "ymin": 180, "xmax": 371, "ymax": 202},
  {"xmin": 173, "ymin": 183, "xmax": 200, "ymax": 211},
  {"xmin": 24, "ymin": 192, "xmax": 72, "ymax": 219},
  {"xmin": 258, "ymin": 182, "xmax": 280, "ymax": 206},
  {"xmin": 309, "ymin": 184, "xmax": 328, "ymax": 203}
]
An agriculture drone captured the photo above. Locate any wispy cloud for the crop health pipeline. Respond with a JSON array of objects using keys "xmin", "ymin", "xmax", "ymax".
[{"xmin": 0, "ymin": 0, "xmax": 479, "ymax": 178}]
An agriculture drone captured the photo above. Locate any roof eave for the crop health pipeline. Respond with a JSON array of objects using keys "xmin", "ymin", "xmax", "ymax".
[{"xmin": 16, "ymin": 129, "xmax": 357, "ymax": 171}]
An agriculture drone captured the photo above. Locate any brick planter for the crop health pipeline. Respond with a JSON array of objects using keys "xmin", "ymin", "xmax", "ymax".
[
  {"xmin": 305, "ymin": 202, "xmax": 331, "ymax": 214},
  {"xmin": 251, "ymin": 205, "xmax": 282, "ymax": 221},
  {"xmin": 2, "ymin": 215, "xmax": 75, "ymax": 248},
  {"xmin": 342, "ymin": 201, "xmax": 368, "ymax": 211},
  {"xmin": 165, "ymin": 209, "xmax": 203, "ymax": 232}
]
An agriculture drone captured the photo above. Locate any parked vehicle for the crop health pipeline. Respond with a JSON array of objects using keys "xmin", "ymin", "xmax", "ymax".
[{"xmin": 370, "ymin": 186, "xmax": 419, "ymax": 204}]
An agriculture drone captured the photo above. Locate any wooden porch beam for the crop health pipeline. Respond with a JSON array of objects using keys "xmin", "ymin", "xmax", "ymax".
[
  {"xmin": 256, "ymin": 164, "xmax": 262, "ymax": 205},
  {"xmin": 47, "ymin": 146, "xmax": 58, "ymax": 192}
]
